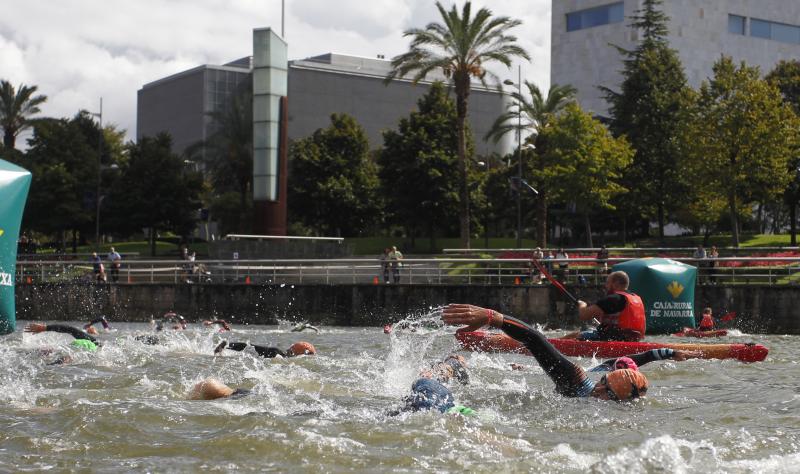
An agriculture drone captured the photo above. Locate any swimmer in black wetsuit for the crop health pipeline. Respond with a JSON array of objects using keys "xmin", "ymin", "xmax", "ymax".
[
  {"xmin": 84, "ymin": 316, "xmax": 111, "ymax": 335},
  {"xmin": 156, "ymin": 312, "xmax": 187, "ymax": 331},
  {"xmin": 510, "ymin": 348, "xmax": 703, "ymax": 372},
  {"xmin": 202, "ymin": 319, "xmax": 231, "ymax": 331},
  {"xmin": 442, "ymin": 304, "xmax": 649, "ymax": 401},
  {"xmin": 24, "ymin": 323, "xmax": 101, "ymax": 364},
  {"xmin": 388, "ymin": 354, "xmax": 474, "ymax": 415},
  {"xmin": 213, "ymin": 340, "xmax": 316, "ymax": 358}
]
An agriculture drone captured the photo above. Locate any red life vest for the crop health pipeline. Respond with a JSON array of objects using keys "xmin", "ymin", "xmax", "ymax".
[
  {"xmin": 602, "ymin": 291, "xmax": 646, "ymax": 335},
  {"xmin": 699, "ymin": 313, "xmax": 714, "ymax": 330}
]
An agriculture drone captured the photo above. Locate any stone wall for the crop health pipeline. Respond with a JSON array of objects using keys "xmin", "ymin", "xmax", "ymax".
[{"xmin": 15, "ymin": 283, "xmax": 800, "ymax": 334}]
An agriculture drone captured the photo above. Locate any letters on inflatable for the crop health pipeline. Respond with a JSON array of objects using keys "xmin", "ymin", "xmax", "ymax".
[
  {"xmin": 611, "ymin": 258, "xmax": 697, "ymax": 334},
  {"xmin": 0, "ymin": 159, "xmax": 31, "ymax": 334}
]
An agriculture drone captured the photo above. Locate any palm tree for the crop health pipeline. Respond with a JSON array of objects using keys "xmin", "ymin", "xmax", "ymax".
[
  {"xmin": 486, "ymin": 82, "xmax": 576, "ymax": 247},
  {"xmin": 0, "ymin": 80, "xmax": 47, "ymax": 149},
  {"xmin": 386, "ymin": 1, "xmax": 529, "ymax": 248}
]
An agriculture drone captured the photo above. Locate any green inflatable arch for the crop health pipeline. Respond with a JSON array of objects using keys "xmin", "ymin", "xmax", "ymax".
[
  {"xmin": 0, "ymin": 159, "xmax": 31, "ymax": 334},
  {"xmin": 611, "ymin": 257, "xmax": 697, "ymax": 334}
]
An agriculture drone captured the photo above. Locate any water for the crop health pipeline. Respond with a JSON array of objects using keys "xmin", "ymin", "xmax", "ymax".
[{"xmin": 1, "ymin": 315, "xmax": 797, "ymax": 473}]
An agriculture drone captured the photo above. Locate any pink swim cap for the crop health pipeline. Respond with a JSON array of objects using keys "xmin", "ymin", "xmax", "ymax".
[{"xmin": 614, "ymin": 356, "xmax": 638, "ymax": 371}]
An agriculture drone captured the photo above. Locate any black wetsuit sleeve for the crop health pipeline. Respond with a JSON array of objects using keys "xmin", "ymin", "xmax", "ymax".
[
  {"xmin": 597, "ymin": 349, "xmax": 676, "ymax": 369},
  {"xmin": 45, "ymin": 324, "xmax": 97, "ymax": 343},
  {"xmin": 500, "ymin": 316, "xmax": 591, "ymax": 397},
  {"xmin": 595, "ymin": 293, "xmax": 627, "ymax": 314},
  {"xmin": 225, "ymin": 342, "xmax": 286, "ymax": 358}
]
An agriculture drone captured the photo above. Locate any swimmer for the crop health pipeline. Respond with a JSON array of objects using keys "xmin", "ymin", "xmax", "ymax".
[
  {"xmin": 188, "ymin": 377, "xmax": 251, "ymax": 400},
  {"xmin": 24, "ymin": 323, "xmax": 101, "ymax": 364},
  {"xmin": 156, "ymin": 312, "xmax": 187, "ymax": 331},
  {"xmin": 213, "ymin": 340, "xmax": 316, "ymax": 358},
  {"xmin": 389, "ymin": 354, "xmax": 474, "ymax": 416},
  {"xmin": 84, "ymin": 316, "xmax": 111, "ymax": 335},
  {"xmin": 202, "ymin": 319, "xmax": 231, "ymax": 331},
  {"xmin": 442, "ymin": 304, "xmax": 649, "ymax": 401},
  {"xmin": 510, "ymin": 349, "xmax": 703, "ymax": 372},
  {"xmin": 291, "ymin": 322, "xmax": 319, "ymax": 333}
]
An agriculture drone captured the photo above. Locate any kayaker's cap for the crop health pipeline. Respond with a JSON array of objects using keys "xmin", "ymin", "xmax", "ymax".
[
  {"xmin": 603, "ymin": 369, "xmax": 648, "ymax": 401},
  {"xmin": 614, "ymin": 356, "xmax": 638, "ymax": 371},
  {"xmin": 288, "ymin": 341, "xmax": 316, "ymax": 356}
]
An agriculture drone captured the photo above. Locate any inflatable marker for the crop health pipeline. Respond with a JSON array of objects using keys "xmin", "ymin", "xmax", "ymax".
[{"xmin": 0, "ymin": 159, "xmax": 32, "ymax": 334}]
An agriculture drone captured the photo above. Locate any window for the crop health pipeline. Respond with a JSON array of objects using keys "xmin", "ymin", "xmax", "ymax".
[
  {"xmin": 566, "ymin": 2, "xmax": 624, "ymax": 32},
  {"xmin": 728, "ymin": 15, "xmax": 745, "ymax": 35},
  {"xmin": 749, "ymin": 17, "xmax": 800, "ymax": 44}
]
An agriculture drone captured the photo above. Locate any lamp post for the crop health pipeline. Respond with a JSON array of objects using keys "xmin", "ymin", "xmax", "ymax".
[
  {"xmin": 504, "ymin": 65, "xmax": 523, "ymax": 248},
  {"xmin": 91, "ymin": 98, "xmax": 103, "ymax": 251}
]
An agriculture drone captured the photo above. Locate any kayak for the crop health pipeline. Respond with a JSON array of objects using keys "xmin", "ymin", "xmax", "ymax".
[
  {"xmin": 672, "ymin": 328, "xmax": 728, "ymax": 338},
  {"xmin": 455, "ymin": 331, "xmax": 768, "ymax": 362}
]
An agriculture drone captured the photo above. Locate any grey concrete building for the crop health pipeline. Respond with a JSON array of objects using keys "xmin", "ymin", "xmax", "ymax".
[
  {"xmin": 137, "ymin": 52, "xmax": 511, "ymax": 156},
  {"xmin": 551, "ymin": 0, "xmax": 800, "ymax": 117}
]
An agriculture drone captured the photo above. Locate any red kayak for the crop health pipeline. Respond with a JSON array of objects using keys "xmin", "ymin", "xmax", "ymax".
[
  {"xmin": 455, "ymin": 331, "xmax": 768, "ymax": 362},
  {"xmin": 672, "ymin": 328, "xmax": 728, "ymax": 338}
]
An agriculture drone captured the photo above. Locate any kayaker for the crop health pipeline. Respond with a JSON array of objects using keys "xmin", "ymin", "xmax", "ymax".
[
  {"xmin": 442, "ymin": 304, "xmax": 649, "ymax": 401},
  {"xmin": 564, "ymin": 271, "xmax": 646, "ymax": 342},
  {"xmin": 698, "ymin": 307, "xmax": 715, "ymax": 331},
  {"xmin": 213, "ymin": 340, "xmax": 316, "ymax": 358}
]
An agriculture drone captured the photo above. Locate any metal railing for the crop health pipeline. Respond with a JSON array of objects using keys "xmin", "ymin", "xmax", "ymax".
[{"xmin": 13, "ymin": 256, "xmax": 800, "ymax": 286}]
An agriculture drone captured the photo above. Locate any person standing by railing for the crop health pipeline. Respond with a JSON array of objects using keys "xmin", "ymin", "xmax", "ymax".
[
  {"xmin": 556, "ymin": 248, "xmax": 569, "ymax": 283},
  {"xmin": 707, "ymin": 246, "xmax": 719, "ymax": 284},
  {"xmin": 107, "ymin": 247, "xmax": 121, "ymax": 283},
  {"xmin": 693, "ymin": 245, "xmax": 707, "ymax": 283},
  {"xmin": 389, "ymin": 246, "xmax": 403, "ymax": 284}
]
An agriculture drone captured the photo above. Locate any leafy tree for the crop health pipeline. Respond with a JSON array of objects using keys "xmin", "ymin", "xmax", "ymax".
[
  {"xmin": 379, "ymin": 82, "xmax": 467, "ymax": 247},
  {"xmin": 683, "ymin": 57, "xmax": 799, "ymax": 246},
  {"xmin": 538, "ymin": 104, "xmax": 633, "ymax": 246},
  {"xmin": 602, "ymin": 0, "xmax": 693, "ymax": 242},
  {"xmin": 0, "ymin": 80, "xmax": 47, "ymax": 149},
  {"xmin": 486, "ymin": 82, "xmax": 576, "ymax": 247},
  {"xmin": 766, "ymin": 60, "xmax": 800, "ymax": 244},
  {"xmin": 107, "ymin": 133, "xmax": 203, "ymax": 255},
  {"xmin": 387, "ymin": 1, "xmax": 530, "ymax": 248},
  {"xmin": 288, "ymin": 114, "xmax": 381, "ymax": 236}
]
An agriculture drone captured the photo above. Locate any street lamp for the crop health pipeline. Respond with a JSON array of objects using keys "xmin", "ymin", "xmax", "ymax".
[
  {"xmin": 90, "ymin": 98, "xmax": 103, "ymax": 251},
  {"xmin": 504, "ymin": 65, "xmax": 523, "ymax": 248}
]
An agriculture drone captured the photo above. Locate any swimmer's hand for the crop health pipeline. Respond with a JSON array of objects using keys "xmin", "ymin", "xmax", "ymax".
[
  {"xmin": 577, "ymin": 300, "xmax": 588, "ymax": 309},
  {"xmin": 510, "ymin": 363, "xmax": 525, "ymax": 371},
  {"xmin": 24, "ymin": 323, "xmax": 46, "ymax": 334},
  {"xmin": 442, "ymin": 304, "xmax": 501, "ymax": 332},
  {"xmin": 673, "ymin": 349, "xmax": 703, "ymax": 361}
]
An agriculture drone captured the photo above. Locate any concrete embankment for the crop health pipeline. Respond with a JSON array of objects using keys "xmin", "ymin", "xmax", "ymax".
[{"xmin": 15, "ymin": 283, "xmax": 800, "ymax": 334}]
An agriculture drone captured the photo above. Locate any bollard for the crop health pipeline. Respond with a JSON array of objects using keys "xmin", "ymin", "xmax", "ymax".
[
  {"xmin": 373, "ymin": 276, "xmax": 379, "ymax": 285},
  {"xmin": 245, "ymin": 276, "xmax": 251, "ymax": 284},
  {"xmin": 514, "ymin": 276, "xmax": 521, "ymax": 285}
]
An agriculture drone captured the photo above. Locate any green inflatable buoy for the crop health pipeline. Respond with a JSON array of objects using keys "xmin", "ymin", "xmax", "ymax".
[
  {"xmin": 611, "ymin": 258, "xmax": 697, "ymax": 334},
  {"xmin": 0, "ymin": 158, "xmax": 32, "ymax": 335}
]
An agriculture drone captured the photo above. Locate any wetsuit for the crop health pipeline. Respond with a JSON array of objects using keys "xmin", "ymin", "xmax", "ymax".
[
  {"xmin": 389, "ymin": 378, "xmax": 474, "ymax": 415},
  {"xmin": 224, "ymin": 342, "xmax": 287, "ymax": 358},
  {"xmin": 502, "ymin": 316, "xmax": 594, "ymax": 397},
  {"xmin": 589, "ymin": 349, "xmax": 677, "ymax": 372},
  {"xmin": 44, "ymin": 324, "xmax": 100, "ymax": 345},
  {"xmin": 134, "ymin": 334, "xmax": 162, "ymax": 345}
]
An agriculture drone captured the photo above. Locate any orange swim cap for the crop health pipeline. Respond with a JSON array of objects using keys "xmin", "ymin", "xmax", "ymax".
[
  {"xmin": 288, "ymin": 341, "xmax": 316, "ymax": 356},
  {"xmin": 86, "ymin": 326, "xmax": 99, "ymax": 335},
  {"xmin": 604, "ymin": 369, "xmax": 648, "ymax": 401}
]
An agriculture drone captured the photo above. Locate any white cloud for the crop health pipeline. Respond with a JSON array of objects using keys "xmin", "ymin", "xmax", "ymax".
[{"xmin": 0, "ymin": 0, "xmax": 551, "ymax": 144}]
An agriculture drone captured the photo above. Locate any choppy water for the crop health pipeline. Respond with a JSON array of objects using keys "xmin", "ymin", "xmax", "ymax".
[{"xmin": 0, "ymin": 314, "xmax": 797, "ymax": 473}]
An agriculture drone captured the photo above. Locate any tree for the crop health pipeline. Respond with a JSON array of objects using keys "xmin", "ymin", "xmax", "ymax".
[
  {"xmin": 386, "ymin": 1, "xmax": 530, "ymax": 248},
  {"xmin": 107, "ymin": 133, "xmax": 203, "ymax": 256},
  {"xmin": 0, "ymin": 80, "xmax": 47, "ymax": 149},
  {"xmin": 288, "ymin": 114, "xmax": 381, "ymax": 236},
  {"xmin": 486, "ymin": 82, "xmax": 576, "ymax": 247},
  {"xmin": 602, "ymin": 0, "xmax": 693, "ymax": 242},
  {"xmin": 766, "ymin": 60, "xmax": 800, "ymax": 245},
  {"xmin": 378, "ymin": 82, "xmax": 466, "ymax": 247},
  {"xmin": 683, "ymin": 57, "xmax": 799, "ymax": 247},
  {"xmin": 539, "ymin": 104, "xmax": 633, "ymax": 246}
]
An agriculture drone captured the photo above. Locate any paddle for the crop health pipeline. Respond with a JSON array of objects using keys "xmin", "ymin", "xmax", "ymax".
[{"xmin": 531, "ymin": 258, "xmax": 579, "ymax": 305}]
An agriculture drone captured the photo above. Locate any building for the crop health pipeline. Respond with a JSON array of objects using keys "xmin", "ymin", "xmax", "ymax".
[
  {"xmin": 551, "ymin": 0, "xmax": 800, "ymax": 117},
  {"xmin": 137, "ymin": 52, "xmax": 511, "ymax": 157}
]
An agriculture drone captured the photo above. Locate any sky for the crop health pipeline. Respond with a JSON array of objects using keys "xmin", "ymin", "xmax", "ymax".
[{"xmin": 1, "ymin": 0, "xmax": 551, "ymax": 144}]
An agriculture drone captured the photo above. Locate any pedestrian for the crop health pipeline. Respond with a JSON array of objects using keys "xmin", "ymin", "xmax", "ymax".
[
  {"xmin": 707, "ymin": 245, "xmax": 719, "ymax": 284},
  {"xmin": 107, "ymin": 247, "xmax": 122, "ymax": 283},
  {"xmin": 90, "ymin": 252, "xmax": 106, "ymax": 283},
  {"xmin": 381, "ymin": 247, "xmax": 391, "ymax": 283},
  {"xmin": 531, "ymin": 247, "xmax": 544, "ymax": 284},
  {"xmin": 556, "ymin": 248, "xmax": 569, "ymax": 283},
  {"xmin": 596, "ymin": 245, "xmax": 609, "ymax": 274},
  {"xmin": 693, "ymin": 245, "xmax": 707, "ymax": 283},
  {"xmin": 388, "ymin": 246, "xmax": 404, "ymax": 283}
]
